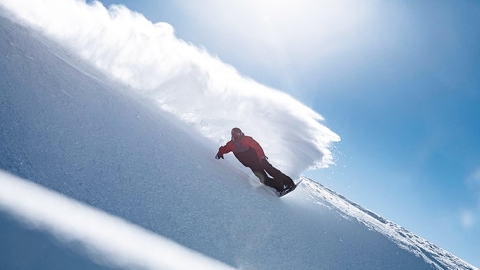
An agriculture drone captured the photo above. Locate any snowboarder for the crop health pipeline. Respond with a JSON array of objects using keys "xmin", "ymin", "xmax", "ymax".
[{"xmin": 215, "ymin": 127, "xmax": 295, "ymax": 193}]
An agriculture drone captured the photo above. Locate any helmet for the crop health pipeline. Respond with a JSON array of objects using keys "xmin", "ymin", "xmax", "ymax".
[{"xmin": 231, "ymin": 127, "xmax": 244, "ymax": 139}]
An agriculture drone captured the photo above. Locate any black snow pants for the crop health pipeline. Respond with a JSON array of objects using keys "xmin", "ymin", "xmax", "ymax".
[
  {"xmin": 234, "ymin": 148, "xmax": 294, "ymax": 192},
  {"xmin": 250, "ymin": 158, "xmax": 295, "ymax": 192}
]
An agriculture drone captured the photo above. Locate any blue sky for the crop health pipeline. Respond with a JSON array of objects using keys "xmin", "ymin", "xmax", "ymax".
[{"xmin": 74, "ymin": 0, "xmax": 478, "ymax": 266}]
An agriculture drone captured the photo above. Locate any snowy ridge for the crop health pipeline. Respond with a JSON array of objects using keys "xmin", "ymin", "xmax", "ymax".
[{"xmin": 302, "ymin": 178, "xmax": 477, "ymax": 270}]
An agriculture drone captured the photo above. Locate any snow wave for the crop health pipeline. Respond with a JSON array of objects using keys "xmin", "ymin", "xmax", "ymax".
[{"xmin": 0, "ymin": 0, "xmax": 340, "ymax": 177}]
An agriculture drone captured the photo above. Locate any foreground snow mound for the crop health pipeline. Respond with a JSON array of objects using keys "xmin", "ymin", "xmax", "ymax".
[
  {"xmin": 0, "ymin": 9, "xmax": 477, "ymax": 270},
  {"xmin": 0, "ymin": 172, "xmax": 236, "ymax": 270}
]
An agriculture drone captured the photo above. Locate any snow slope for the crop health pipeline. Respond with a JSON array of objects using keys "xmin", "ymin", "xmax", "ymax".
[{"xmin": 0, "ymin": 8, "xmax": 477, "ymax": 270}]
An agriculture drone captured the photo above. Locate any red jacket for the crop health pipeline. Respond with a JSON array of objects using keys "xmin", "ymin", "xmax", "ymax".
[{"xmin": 218, "ymin": 136, "xmax": 266, "ymax": 167}]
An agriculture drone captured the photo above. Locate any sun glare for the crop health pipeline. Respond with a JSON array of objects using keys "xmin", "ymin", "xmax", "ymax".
[{"xmin": 180, "ymin": 0, "xmax": 379, "ymax": 71}]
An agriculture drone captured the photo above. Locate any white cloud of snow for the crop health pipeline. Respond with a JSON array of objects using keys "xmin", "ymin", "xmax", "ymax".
[
  {"xmin": 0, "ymin": 171, "xmax": 236, "ymax": 270},
  {"xmin": 0, "ymin": 0, "xmax": 340, "ymax": 177}
]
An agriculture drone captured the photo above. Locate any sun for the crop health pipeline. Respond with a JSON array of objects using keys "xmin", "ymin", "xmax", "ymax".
[{"xmin": 181, "ymin": 0, "xmax": 378, "ymax": 54}]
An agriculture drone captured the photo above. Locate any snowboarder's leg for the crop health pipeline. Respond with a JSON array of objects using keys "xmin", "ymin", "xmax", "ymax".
[
  {"xmin": 260, "ymin": 158, "xmax": 295, "ymax": 189},
  {"xmin": 250, "ymin": 168, "xmax": 283, "ymax": 192},
  {"xmin": 252, "ymin": 169, "xmax": 268, "ymax": 184},
  {"xmin": 262, "ymin": 174, "xmax": 284, "ymax": 192}
]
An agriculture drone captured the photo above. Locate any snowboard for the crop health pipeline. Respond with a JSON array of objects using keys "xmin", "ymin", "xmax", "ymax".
[{"xmin": 278, "ymin": 178, "xmax": 303, "ymax": 197}]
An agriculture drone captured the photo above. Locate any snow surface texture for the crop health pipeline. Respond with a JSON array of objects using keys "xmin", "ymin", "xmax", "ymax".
[
  {"xmin": 0, "ymin": 0, "xmax": 340, "ymax": 179},
  {"xmin": 0, "ymin": 5, "xmax": 477, "ymax": 270},
  {"xmin": 0, "ymin": 172, "xmax": 235, "ymax": 270}
]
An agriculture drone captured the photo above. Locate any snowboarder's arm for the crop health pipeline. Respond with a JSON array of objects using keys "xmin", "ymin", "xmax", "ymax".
[{"xmin": 216, "ymin": 141, "xmax": 234, "ymax": 159}]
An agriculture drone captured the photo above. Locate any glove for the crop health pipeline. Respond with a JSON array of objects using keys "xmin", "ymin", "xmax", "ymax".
[{"xmin": 215, "ymin": 153, "xmax": 224, "ymax": 159}]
